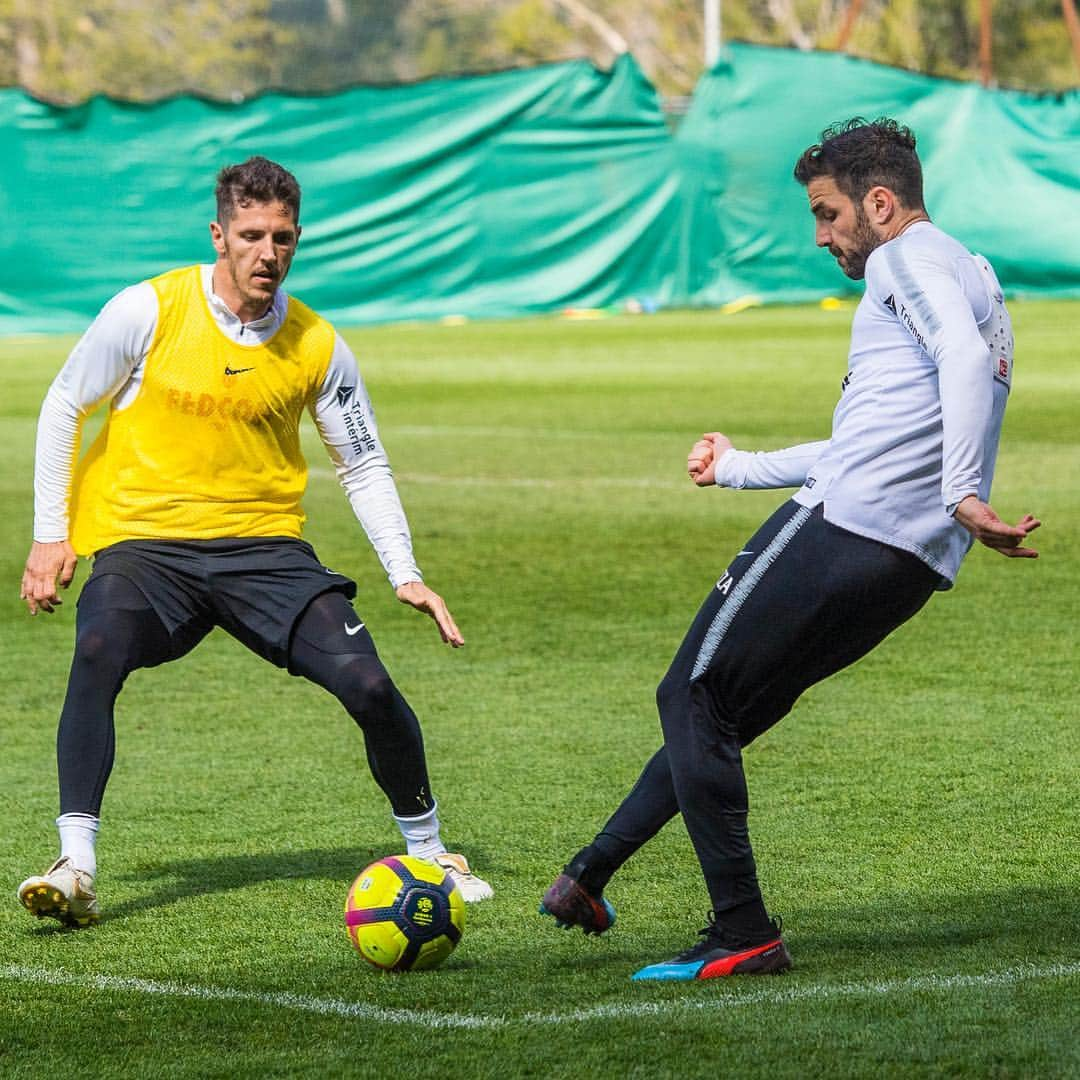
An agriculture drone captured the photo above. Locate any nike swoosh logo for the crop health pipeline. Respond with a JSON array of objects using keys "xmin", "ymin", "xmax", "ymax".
[
  {"xmin": 224, "ymin": 366, "xmax": 255, "ymax": 376},
  {"xmin": 344, "ymin": 622, "xmax": 365, "ymax": 636},
  {"xmin": 737, "ymin": 550, "xmax": 754, "ymax": 557}
]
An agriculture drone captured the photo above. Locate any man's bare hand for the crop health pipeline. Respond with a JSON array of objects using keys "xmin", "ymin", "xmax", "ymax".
[
  {"xmin": 688, "ymin": 432, "xmax": 734, "ymax": 487},
  {"xmin": 21, "ymin": 540, "xmax": 78, "ymax": 615},
  {"xmin": 954, "ymin": 496, "xmax": 1040, "ymax": 559},
  {"xmin": 395, "ymin": 581, "xmax": 465, "ymax": 646}
]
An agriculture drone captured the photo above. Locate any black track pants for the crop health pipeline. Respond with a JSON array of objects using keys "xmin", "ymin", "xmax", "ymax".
[
  {"xmin": 593, "ymin": 501, "xmax": 939, "ymax": 915},
  {"xmin": 58, "ymin": 577, "xmax": 431, "ymax": 818}
]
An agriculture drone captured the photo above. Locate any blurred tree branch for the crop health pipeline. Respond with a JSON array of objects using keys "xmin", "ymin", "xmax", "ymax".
[{"xmin": 0, "ymin": 0, "xmax": 1074, "ymax": 103}]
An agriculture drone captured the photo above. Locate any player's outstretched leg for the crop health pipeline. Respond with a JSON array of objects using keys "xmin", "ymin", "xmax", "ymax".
[
  {"xmin": 632, "ymin": 914, "xmax": 791, "ymax": 981},
  {"xmin": 541, "ymin": 748, "xmax": 679, "ymax": 935}
]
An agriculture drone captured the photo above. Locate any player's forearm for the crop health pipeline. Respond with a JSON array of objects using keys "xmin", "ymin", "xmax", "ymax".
[
  {"xmin": 338, "ymin": 458, "xmax": 422, "ymax": 588},
  {"xmin": 33, "ymin": 384, "xmax": 84, "ymax": 541},
  {"xmin": 937, "ymin": 344, "xmax": 995, "ymax": 511},
  {"xmin": 314, "ymin": 333, "xmax": 423, "ymax": 586},
  {"xmin": 715, "ymin": 440, "xmax": 829, "ymax": 490}
]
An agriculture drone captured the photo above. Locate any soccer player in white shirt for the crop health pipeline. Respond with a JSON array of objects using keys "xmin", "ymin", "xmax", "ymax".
[{"xmin": 541, "ymin": 118, "xmax": 1039, "ymax": 980}]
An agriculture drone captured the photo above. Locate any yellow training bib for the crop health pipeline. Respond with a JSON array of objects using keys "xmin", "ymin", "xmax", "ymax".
[{"xmin": 70, "ymin": 266, "xmax": 335, "ymax": 554}]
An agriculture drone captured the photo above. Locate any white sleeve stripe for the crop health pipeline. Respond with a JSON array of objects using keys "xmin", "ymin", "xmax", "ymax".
[{"xmin": 884, "ymin": 243, "xmax": 942, "ymax": 335}]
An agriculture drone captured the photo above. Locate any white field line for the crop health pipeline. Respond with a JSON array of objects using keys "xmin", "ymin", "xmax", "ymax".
[
  {"xmin": 2, "ymin": 961, "xmax": 1077, "ymax": 1032},
  {"xmin": 0, "ymin": 963, "xmax": 488, "ymax": 1031},
  {"xmin": 304, "ymin": 425, "xmax": 655, "ymax": 446},
  {"xmin": 391, "ymin": 425, "xmax": 625, "ymax": 441}
]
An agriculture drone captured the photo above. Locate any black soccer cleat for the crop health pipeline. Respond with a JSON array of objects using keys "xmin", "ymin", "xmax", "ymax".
[{"xmin": 539, "ymin": 873, "xmax": 616, "ymax": 936}]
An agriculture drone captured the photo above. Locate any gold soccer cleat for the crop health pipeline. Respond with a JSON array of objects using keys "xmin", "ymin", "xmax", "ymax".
[
  {"xmin": 428, "ymin": 852, "xmax": 493, "ymax": 903},
  {"xmin": 18, "ymin": 857, "xmax": 100, "ymax": 928}
]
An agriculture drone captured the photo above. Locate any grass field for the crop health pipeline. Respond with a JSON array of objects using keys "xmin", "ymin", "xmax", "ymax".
[{"xmin": 0, "ymin": 303, "xmax": 1077, "ymax": 1078}]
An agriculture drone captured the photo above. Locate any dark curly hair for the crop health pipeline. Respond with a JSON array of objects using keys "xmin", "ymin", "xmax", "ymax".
[
  {"xmin": 793, "ymin": 117, "xmax": 925, "ymax": 210},
  {"xmin": 215, "ymin": 156, "xmax": 301, "ymax": 226}
]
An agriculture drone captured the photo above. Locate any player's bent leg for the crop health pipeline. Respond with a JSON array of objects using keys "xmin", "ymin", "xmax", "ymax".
[
  {"xmin": 540, "ymin": 747, "xmax": 680, "ymax": 935},
  {"xmin": 643, "ymin": 505, "xmax": 940, "ymax": 975},
  {"xmin": 538, "ymin": 539, "xmax": 780, "ymax": 942},
  {"xmin": 57, "ymin": 574, "xmax": 180, "ymax": 818},
  {"xmin": 627, "ymin": 506, "xmax": 811, "ymax": 957},
  {"xmin": 289, "ymin": 593, "xmax": 432, "ymax": 811},
  {"xmin": 289, "ymin": 592, "xmax": 493, "ymax": 901}
]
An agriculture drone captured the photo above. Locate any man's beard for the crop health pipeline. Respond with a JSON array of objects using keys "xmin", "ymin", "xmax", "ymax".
[{"xmin": 839, "ymin": 203, "xmax": 881, "ymax": 280}]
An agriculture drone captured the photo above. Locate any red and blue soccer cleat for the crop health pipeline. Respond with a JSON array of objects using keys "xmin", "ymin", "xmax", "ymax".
[{"xmin": 632, "ymin": 915, "xmax": 791, "ymax": 981}]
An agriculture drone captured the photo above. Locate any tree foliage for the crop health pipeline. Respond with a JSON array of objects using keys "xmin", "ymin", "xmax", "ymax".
[
  {"xmin": 0, "ymin": 0, "xmax": 294, "ymax": 103},
  {"xmin": 0, "ymin": 0, "xmax": 1075, "ymax": 104}
]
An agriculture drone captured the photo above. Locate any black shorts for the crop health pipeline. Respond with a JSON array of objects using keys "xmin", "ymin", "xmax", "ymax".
[{"xmin": 80, "ymin": 537, "xmax": 357, "ymax": 667}]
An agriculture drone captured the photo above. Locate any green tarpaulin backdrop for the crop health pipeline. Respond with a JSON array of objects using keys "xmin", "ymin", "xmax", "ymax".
[
  {"xmin": 1, "ymin": 44, "xmax": 1077, "ymax": 333},
  {"xmin": 678, "ymin": 45, "xmax": 1080, "ymax": 306}
]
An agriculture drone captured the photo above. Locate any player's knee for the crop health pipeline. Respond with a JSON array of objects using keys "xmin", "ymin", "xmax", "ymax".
[
  {"xmin": 72, "ymin": 612, "xmax": 151, "ymax": 678},
  {"xmin": 72, "ymin": 623, "xmax": 124, "ymax": 672},
  {"xmin": 656, "ymin": 669, "xmax": 684, "ymax": 714},
  {"xmin": 658, "ymin": 672, "xmax": 740, "ymax": 744},
  {"xmin": 336, "ymin": 657, "xmax": 396, "ymax": 722}
]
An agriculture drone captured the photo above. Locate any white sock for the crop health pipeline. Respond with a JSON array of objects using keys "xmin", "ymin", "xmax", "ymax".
[
  {"xmin": 56, "ymin": 813, "xmax": 99, "ymax": 877},
  {"xmin": 393, "ymin": 804, "xmax": 445, "ymax": 860}
]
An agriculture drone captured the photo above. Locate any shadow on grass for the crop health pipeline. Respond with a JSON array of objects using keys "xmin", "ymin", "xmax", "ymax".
[
  {"xmin": 23, "ymin": 843, "xmax": 498, "ymax": 942},
  {"xmin": 31, "ymin": 849, "xmax": 1075, "ymax": 985},
  {"xmin": 99, "ymin": 846, "xmax": 396, "ymax": 922},
  {"xmin": 792, "ymin": 884, "xmax": 1080, "ymax": 968}
]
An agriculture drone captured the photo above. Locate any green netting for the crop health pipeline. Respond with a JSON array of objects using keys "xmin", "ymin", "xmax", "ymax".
[
  {"xmin": 676, "ymin": 44, "xmax": 1080, "ymax": 306},
  {"xmin": 0, "ymin": 55, "xmax": 679, "ymax": 333},
  {"xmin": 1, "ymin": 45, "xmax": 1077, "ymax": 334}
]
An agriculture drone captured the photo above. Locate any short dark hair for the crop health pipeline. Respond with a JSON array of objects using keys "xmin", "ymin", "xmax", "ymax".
[
  {"xmin": 215, "ymin": 156, "xmax": 301, "ymax": 226},
  {"xmin": 793, "ymin": 117, "xmax": 924, "ymax": 210}
]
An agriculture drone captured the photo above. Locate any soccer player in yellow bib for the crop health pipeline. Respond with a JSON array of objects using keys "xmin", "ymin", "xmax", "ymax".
[{"xmin": 18, "ymin": 157, "xmax": 492, "ymax": 928}]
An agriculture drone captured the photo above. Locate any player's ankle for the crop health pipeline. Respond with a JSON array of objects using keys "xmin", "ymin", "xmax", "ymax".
[
  {"xmin": 56, "ymin": 813, "xmax": 99, "ymax": 878},
  {"xmin": 712, "ymin": 899, "xmax": 779, "ymax": 946},
  {"xmin": 564, "ymin": 844, "xmax": 616, "ymax": 896},
  {"xmin": 393, "ymin": 805, "xmax": 444, "ymax": 860}
]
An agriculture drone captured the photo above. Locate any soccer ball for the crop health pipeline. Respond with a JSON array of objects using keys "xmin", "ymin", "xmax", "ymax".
[{"xmin": 344, "ymin": 855, "xmax": 465, "ymax": 972}]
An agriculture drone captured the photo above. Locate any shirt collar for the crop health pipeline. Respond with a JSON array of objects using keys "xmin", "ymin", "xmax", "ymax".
[{"xmin": 200, "ymin": 264, "xmax": 287, "ymax": 333}]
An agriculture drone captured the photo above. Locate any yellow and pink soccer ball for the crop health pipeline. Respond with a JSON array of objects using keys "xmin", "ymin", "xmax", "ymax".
[{"xmin": 344, "ymin": 855, "xmax": 465, "ymax": 972}]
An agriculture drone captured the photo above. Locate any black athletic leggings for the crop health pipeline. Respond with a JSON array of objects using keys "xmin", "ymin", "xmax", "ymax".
[
  {"xmin": 57, "ymin": 576, "xmax": 430, "ymax": 818},
  {"xmin": 589, "ymin": 501, "xmax": 940, "ymax": 917}
]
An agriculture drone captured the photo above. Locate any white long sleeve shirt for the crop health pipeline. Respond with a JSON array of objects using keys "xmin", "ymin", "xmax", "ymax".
[
  {"xmin": 715, "ymin": 222, "xmax": 1013, "ymax": 587},
  {"xmin": 33, "ymin": 266, "xmax": 422, "ymax": 588}
]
